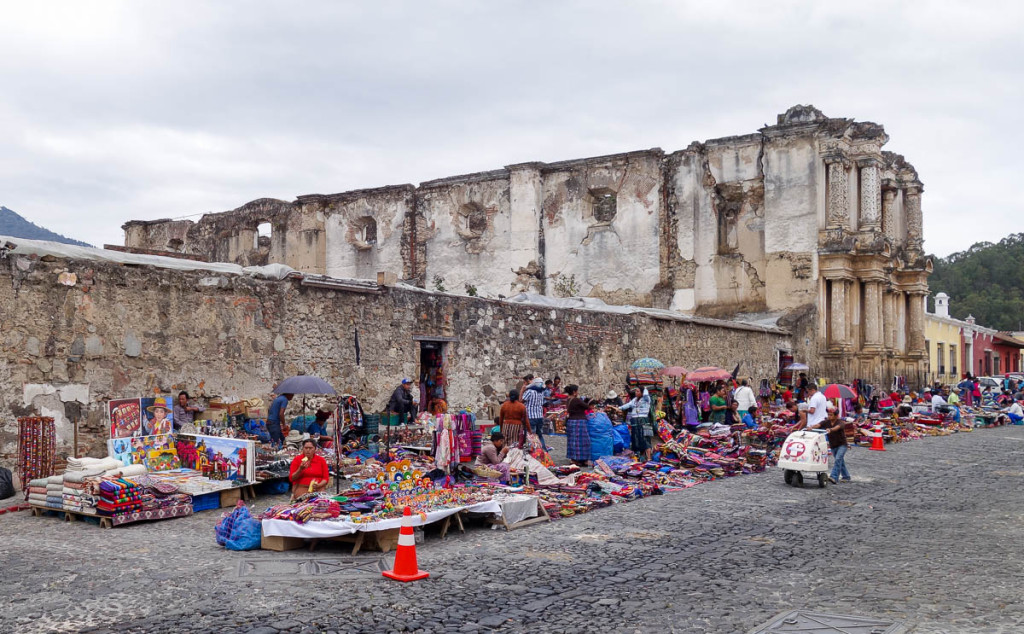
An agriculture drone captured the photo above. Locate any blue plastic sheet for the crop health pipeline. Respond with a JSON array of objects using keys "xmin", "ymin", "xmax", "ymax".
[
  {"xmin": 587, "ymin": 412, "xmax": 615, "ymax": 460},
  {"xmin": 612, "ymin": 424, "xmax": 630, "ymax": 454}
]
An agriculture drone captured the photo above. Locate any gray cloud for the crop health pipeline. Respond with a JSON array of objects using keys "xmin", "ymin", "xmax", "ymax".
[{"xmin": 1, "ymin": 0, "xmax": 1021, "ymax": 256}]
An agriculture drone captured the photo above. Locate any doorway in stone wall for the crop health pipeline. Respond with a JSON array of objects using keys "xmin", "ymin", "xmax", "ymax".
[
  {"xmin": 777, "ymin": 350, "xmax": 794, "ymax": 385},
  {"xmin": 419, "ymin": 341, "xmax": 448, "ymax": 414}
]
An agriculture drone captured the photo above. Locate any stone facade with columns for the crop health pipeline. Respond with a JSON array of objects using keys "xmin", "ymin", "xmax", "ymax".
[{"xmin": 119, "ymin": 105, "xmax": 929, "ymax": 385}]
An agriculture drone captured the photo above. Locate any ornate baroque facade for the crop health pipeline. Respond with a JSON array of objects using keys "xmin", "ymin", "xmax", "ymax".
[{"xmin": 120, "ymin": 106, "xmax": 929, "ymax": 384}]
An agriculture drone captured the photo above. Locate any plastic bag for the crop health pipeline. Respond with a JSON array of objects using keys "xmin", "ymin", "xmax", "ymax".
[
  {"xmin": 0, "ymin": 467, "xmax": 13, "ymax": 499},
  {"xmin": 225, "ymin": 517, "xmax": 262, "ymax": 551},
  {"xmin": 215, "ymin": 501, "xmax": 251, "ymax": 546},
  {"xmin": 611, "ymin": 424, "xmax": 630, "ymax": 454},
  {"xmin": 586, "ymin": 413, "xmax": 615, "ymax": 461}
]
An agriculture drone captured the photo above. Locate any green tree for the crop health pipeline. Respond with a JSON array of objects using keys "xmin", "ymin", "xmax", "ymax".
[{"xmin": 928, "ymin": 233, "xmax": 1024, "ymax": 330}]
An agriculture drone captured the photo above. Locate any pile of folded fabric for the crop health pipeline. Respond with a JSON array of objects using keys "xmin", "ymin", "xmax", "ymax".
[
  {"xmin": 96, "ymin": 478, "xmax": 145, "ymax": 516},
  {"xmin": 132, "ymin": 474, "xmax": 192, "ymax": 511},
  {"xmin": 45, "ymin": 475, "xmax": 64, "ymax": 510},
  {"xmin": 26, "ymin": 478, "xmax": 49, "ymax": 507},
  {"xmin": 63, "ymin": 456, "xmax": 142, "ymax": 514}
]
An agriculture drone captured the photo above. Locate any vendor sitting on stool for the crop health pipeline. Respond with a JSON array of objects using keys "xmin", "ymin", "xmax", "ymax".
[
  {"xmin": 307, "ymin": 408, "xmax": 331, "ymax": 436},
  {"xmin": 477, "ymin": 432, "xmax": 511, "ymax": 483},
  {"xmin": 289, "ymin": 439, "xmax": 329, "ymax": 499}
]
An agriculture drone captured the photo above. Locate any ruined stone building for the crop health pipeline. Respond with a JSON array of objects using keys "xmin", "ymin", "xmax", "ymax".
[
  {"xmin": 121, "ymin": 105, "xmax": 929, "ymax": 385},
  {"xmin": 0, "ymin": 240, "xmax": 790, "ymax": 464}
]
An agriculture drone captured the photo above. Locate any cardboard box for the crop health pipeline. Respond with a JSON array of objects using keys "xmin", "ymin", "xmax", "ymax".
[
  {"xmin": 246, "ymin": 407, "xmax": 268, "ymax": 420},
  {"xmin": 260, "ymin": 532, "xmax": 306, "ymax": 552},
  {"xmin": 227, "ymin": 402, "xmax": 247, "ymax": 416},
  {"xmin": 220, "ymin": 488, "xmax": 241, "ymax": 508},
  {"xmin": 197, "ymin": 409, "xmax": 227, "ymax": 423}
]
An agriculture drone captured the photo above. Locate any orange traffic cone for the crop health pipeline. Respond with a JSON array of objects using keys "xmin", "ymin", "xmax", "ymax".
[
  {"xmin": 382, "ymin": 506, "xmax": 429, "ymax": 582},
  {"xmin": 869, "ymin": 423, "xmax": 885, "ymax": 451}
]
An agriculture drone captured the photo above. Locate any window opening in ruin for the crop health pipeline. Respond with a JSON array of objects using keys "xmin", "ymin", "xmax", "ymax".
[
  {"xmin": 359, "ymin": 217, "xmax": 377, "ymax": 246},
  {"xmin": 459, "ymin": 203, "xmax": 487, "ymax": 239},
  {"xmin": 257, "ymin": 222, "xmax": 272, "ymax": 239},
  {"xmin": 717, "ymin": 207, "xmax": 739, "ymax": 254},
  {"xmin": 466, "ymin": 210, "xmax": 487, "ymax": 236},
  {"xmin": 588, "ymin": 188, "xmax": 617, "ymax": 224},
  {"xmin": 419, "ymin": 341, "xmax": 448, "ymax": 414}
]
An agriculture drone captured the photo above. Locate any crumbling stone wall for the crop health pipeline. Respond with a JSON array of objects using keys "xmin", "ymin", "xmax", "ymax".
[
  {"xmin": 0, "ymin": 253, "xmax": 792, "ymax": 467},
  {"xmin": 123, "ymin": 198, "xmax": 324, "ymax": 272}
]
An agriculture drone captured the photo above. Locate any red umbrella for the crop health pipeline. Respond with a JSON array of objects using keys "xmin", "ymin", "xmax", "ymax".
[
  {"xmin": 686, "ymin": 366, "xmax": 732, "ymax": 382},
  {"xmin": 822, "ymin": 384, "xmax": 857, "ymax": 400},
  {"xmin": 661, "ymin": 366, "xmax": 689, "ymax": 378}
]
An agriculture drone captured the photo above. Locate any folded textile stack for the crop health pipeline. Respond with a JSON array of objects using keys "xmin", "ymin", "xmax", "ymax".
[
  {"xmin": 129, "ymin": 475, "xmax": 191, "ymax": 511},
  {"xmin": 103, "ymin": 463, "xmax": 147, "ymax": 478},
  {"xmin": 26, "ymin": 478, "xmax": 49, "ymax": 507},
  {"xmin": 45, "ymin": 475, "xmax": 64, "ymax": 510},
  {"xmin": 61, "ymin": 480, "xmax": 101, "ymax": 515},
  {"xmin": 62, "ymin": 456, "xmax": 134, "ymax": 514},
  {"xmin": 67, "ymin": 456, "xmax": 122, "ymax": 471},
  {"xmin": 96, "ymin": 478, "xmax": 144, "ymax": 515}
]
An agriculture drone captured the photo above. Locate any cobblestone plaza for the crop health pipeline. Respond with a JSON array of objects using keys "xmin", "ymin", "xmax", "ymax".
[{"xmin": 3, "ymin": 426, "xmax": 1022, "ymax": 633}]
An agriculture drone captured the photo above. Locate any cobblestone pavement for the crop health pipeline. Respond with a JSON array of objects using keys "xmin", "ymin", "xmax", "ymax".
[{"xmin": 3, "ymin": 427, "xmax": 1024, "ymax": 633}]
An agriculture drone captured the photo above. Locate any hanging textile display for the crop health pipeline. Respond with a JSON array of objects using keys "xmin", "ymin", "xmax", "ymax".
[{"xmin": 18, "ymin": 416, "xmax": 56, "ymax": 486}]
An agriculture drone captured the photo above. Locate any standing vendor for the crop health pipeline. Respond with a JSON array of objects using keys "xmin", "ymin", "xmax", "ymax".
[
  {"xmin": 267, "ymin": 392, "xmax": 293, "ymax": 448},
  {"xmin": 289, "ymin": 439, "xmax": 329, "ymax": 499},
  {"xmin": 824, "ymin": 405, "xmax": 851, "ymax": 484},
  {"xmin": 388, "ymin": 378, "xmax": 416, "ymax": 424},
  {"xmin": 172, "ymin": 391, "xmax": 204, "ymax": 432}
]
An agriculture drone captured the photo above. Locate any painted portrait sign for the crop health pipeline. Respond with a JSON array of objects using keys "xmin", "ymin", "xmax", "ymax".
[
  {"xmin": 140, "ymin": 396, "xmax": 174, "ymax": 436},
  {"xmin": 109, "ymin": 398, "xmax": 143, "ymax": 438}
]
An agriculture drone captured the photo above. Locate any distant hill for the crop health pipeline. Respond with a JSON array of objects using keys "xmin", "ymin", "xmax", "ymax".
[
  {"xmin": 0, "ymin": 205, "xmax": 91, "ymax": 247},
  {"xmin": 929, "ymin": 233, "xmax": 1024, "ymax": 331}
]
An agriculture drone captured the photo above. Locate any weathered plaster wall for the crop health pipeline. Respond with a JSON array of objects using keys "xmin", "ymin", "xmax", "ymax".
[
  {"xmin": 0, "ymin": 253, "xmax": 791, "ymax": 467},
  {"xmin": 541, "ymin": 151, "xmax": 663, "ymax": 306},
  {"xmin": 418, "ymin": 172, "xmax": 516, "ymax": 297},
  {"xmin": 320, "ymin": 186, "xmax": 413, "ymax": 282},
  {"xmin": 762, "ymin": 132, "xmax": 820, "ymax": 311}
]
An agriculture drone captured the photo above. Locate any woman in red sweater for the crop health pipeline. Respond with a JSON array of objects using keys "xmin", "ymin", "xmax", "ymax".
[{"xmin": 289, "ymin": 439, "xmax": 329, "ymax": 499}]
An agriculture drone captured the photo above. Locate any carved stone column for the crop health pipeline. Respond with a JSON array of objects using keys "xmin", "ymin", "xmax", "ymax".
[
  {"xmin": 881, "ymin": 185, "xmax": 899, "ymax": 244},
  {"xmin": 905, "ymin": 185, "xmax": 923, "ymax": 255},
  {"xmin": 894, "ymin": 291, "xmax": 907, "ymax": 353},
  {"xmin": 858, "ymin": 160, "xmax": 881, "ymax": 230},
  {"xmin": 908, "ymin": 292, "xmax": 926, "ymax": 354},
  {"xmin": 830, "ymin": 278, "xmax": 849, "ymax": 350},
  {"xmin": 881, "ymin": 290, "xmax": 892, "ymax": 350},
  {"xmin": 826, "ymin": 157, "xmax": 850, "ymax": 229},
  {"xmin": 863, "ymin": 281, "xmax": 883, "ymax": 348}
]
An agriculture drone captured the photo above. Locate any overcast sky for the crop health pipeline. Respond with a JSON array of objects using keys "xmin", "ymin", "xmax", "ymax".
[{"xmin": 1, "ymin": 1, "xmax": 1021, "ymax": 257}]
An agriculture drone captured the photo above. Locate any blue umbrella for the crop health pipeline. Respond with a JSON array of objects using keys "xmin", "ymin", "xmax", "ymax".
[
  {"xmin": 274, "ymin": 375, "xmax": 336, "ymax": 395},
  {"xmin": 631, "ymin": 357, "xmax": 665, "ymax": 371}
]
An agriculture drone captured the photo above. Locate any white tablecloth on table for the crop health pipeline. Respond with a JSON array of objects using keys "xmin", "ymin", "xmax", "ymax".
[
  {"xmin": 262, "ymin": 499, "xmax": 503, "ymax": 538},
  {"xmin": 491, "ymin": 494, "xmax": 539, "ymax": 526}
]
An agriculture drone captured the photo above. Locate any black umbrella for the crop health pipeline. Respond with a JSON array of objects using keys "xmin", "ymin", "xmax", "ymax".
[
  {"xmin": 274, "ymin": 375, "xmax": 337, "ymax": 395},
  {"xmin": 274, "ymin": 374, "xmax": 338, "ymax": 488}
]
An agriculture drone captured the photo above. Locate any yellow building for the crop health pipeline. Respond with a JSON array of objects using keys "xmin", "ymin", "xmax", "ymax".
[{"xmin": 924, "ymin": 293, "xmax": 962, "ymax": 385}]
